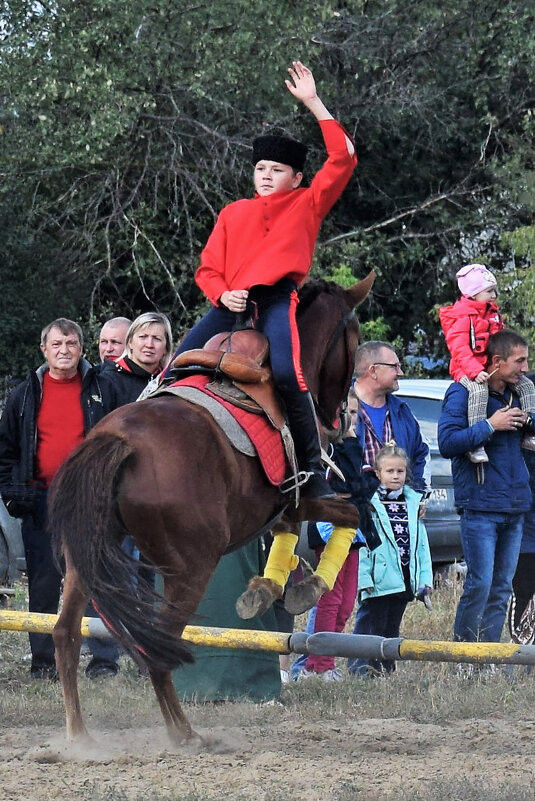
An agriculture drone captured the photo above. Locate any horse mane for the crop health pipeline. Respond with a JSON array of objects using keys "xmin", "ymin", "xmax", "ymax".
[{"xmin": 297, "ymin": 279, "xmax": 344, "ymax": 318}]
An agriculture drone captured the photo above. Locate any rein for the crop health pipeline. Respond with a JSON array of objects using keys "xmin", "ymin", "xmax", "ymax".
[{"xmin": 312, "ymin": 306, "xmax": 356, "ymax": 432}]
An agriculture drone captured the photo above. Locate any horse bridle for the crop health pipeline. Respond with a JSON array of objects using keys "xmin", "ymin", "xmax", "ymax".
[{"xmin": 312, "ymin": 306, "xmax": 357, "ymax": 433}]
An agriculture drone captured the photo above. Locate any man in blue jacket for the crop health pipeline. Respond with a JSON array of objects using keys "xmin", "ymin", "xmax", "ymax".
[
  {"xmin": 438, "ymin": 329, "xmax": 534, "ymax": 643},
  {"xmin": 342, "ymin": 341, "xmax": 430, "ymax": 676},
  {"xmin": 352, "ymin": 341, "xmax": 430, "ymax": 491}
]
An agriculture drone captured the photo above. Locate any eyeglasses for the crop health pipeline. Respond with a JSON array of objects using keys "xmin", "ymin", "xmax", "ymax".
[{"xmin": 372, "ymin": 362, "xmax": 402, "ymax": 370}]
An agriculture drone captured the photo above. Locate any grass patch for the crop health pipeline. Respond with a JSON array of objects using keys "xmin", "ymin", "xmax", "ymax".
[
  {"xmin": 334, "ymin": 779, "xmax": 535, "ymax": 801},
  {"xmin": 282, "ymin": 580, "xmax": 535, "ymax": 724},
  {"xmin": 1, "ymin": 578, "xmax": 534, "ymax": 730}
]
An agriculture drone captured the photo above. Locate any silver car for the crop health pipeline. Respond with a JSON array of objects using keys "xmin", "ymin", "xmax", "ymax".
[{"xmin": 0, "ymin": 498, "xmax": 25, "ymax": 603}]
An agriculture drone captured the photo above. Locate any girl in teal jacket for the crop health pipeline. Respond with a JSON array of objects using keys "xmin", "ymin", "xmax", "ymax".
[{"xmin": 349, "ymin": 444, "xmax": 433, "ymax": 677}]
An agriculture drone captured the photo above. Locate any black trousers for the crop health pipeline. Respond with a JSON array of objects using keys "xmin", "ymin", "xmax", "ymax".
[
  {"xmin": 21, "ymin": 491, "xmax": 62, "ymax": 670},
  {"xmin": 349, "ymin": 592, "xmax": 410, "ymax": 675},
  {"xmin": 22, "ymin": 490, "xmax": 118, "ymax": 670}
]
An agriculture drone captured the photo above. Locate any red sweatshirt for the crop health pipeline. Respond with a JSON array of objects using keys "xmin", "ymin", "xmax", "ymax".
[
  {"xmin": 195, "ymin": 119, "xmax": 357, "ymax": 305},
  {"xmin": 35, "ymin": 371, "xmax": 85, "ymax": 486}
]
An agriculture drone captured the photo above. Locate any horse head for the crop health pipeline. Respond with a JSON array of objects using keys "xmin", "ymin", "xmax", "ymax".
[{"xmin": 297, "ymin": 270, "xmax": 375, "ymax": 434}]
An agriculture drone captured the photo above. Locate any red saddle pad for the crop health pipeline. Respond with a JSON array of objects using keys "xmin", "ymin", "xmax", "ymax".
[{"xmin": 168, "ymin": 374, "xmax": 287, "ymax": 486}]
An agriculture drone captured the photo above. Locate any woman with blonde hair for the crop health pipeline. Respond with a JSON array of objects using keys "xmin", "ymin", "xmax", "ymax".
[{"xmin": 102, "ymin": 311, "xmax": 173, "ymax": 405}]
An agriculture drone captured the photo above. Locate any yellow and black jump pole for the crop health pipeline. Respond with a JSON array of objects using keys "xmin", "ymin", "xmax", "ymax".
[
  {"xmin": 1, "ymin": 610, "xmax": 535, "ymax": 666},
  {"xmin": 291, "ymin": 631, "xmax": 535, "ymax": 667}
]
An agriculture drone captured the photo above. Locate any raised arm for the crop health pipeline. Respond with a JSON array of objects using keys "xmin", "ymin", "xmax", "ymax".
[
  {"xmin": 285, "ymin": 61, "xmax": 332, "ymax": 120},
  {"xmin": 285, "ymin": 61, "xmax": 354, "ymax": 156}
]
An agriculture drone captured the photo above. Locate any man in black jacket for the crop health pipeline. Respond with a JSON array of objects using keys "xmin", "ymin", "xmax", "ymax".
[{"xmin": 0, "ymin": 318, "xmax": 119, "ymax": 679}]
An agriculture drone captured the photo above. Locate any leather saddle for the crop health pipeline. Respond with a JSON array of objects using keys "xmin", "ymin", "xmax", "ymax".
[{"xmin": 171, "ymin": 329, "xmax": 286, "ymax": 430}]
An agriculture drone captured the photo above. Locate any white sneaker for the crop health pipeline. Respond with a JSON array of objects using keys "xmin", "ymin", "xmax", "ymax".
[
  {"xmin": 297, "ymin": 667, "xmax": 344, "ymax": 682},
  {"xmin": 456, "ymin": 663, "xmax": 474, "ymax": 678},
  {"xmin": 280, "ymin": 669, "xmax": 290, "ymax": 684},
  {"xmin": 296, "ymin": 668, "xmax": 315, "ymax": 681},
  {"xmin": 322, "ymin": 668, "xmax": 344, "ymax": 683},
  {"xmin": 479, "ymin": 663, "xmax": 498, "ymax": 677}
]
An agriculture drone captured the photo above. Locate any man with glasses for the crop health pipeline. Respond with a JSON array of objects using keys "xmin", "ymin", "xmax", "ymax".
[
  {"xmin": 323, "ymin": 341, "xmax": 429, "ymax": 677},
  {"xmin": 352, "ymin": 341, "xmax": 430, "ymax": 491}
]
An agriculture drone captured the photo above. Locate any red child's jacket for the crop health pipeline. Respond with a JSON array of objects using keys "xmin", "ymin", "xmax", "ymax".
[{"xmin": 439, "ymin": 295, "xmax": 504, "ymax": 381}]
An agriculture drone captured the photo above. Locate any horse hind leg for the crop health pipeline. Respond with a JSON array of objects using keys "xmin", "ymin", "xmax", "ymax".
[
  {"xmin": 148, "ymin": 668, "xmax": 200, "ymax": 747},
  {"xmin": 53, "ymin": 560, "xmax": 91, "ymax": 743}
]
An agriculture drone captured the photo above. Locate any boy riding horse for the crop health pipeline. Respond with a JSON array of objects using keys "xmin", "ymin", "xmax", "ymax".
[{"xmin": 170, "ymin": 61, "xmax": 360, "ymax": 607}]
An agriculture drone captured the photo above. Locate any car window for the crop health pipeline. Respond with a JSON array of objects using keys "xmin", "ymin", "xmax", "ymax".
[{"xmin": 397, "ymin": 396, "xmax": 442, "ymax": 450}]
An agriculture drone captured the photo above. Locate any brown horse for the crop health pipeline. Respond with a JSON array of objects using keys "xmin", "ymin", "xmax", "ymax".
[{"xmin": 49, "ymin": 273, "xmax": 374, "ymax": 746}]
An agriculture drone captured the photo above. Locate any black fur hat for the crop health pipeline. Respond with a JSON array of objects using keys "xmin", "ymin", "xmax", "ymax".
[{"xmin": 252, "ymin": 135, "xmax": 308, "ymax": 171}]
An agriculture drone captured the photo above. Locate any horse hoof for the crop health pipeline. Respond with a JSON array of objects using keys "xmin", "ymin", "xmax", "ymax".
[
  {"xmin": 235, "ymin": 577, "xmax": 282, "ymax": 620},
  {"xmin": 284, "ymin": 575, "xmax": 329, "ymax": 615}
]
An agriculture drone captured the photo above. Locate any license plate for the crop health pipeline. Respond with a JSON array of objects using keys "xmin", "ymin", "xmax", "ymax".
[{"xmin": 429, "ymin": 488, "xmax": 448, "ymax": 501}]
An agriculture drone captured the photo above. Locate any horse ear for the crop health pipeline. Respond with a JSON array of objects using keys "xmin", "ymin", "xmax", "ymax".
[{"xmin": 343, "ymin": 270, "xmax": 375, "ymax": 309}]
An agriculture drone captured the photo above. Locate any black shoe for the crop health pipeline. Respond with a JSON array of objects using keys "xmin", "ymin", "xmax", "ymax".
[
  {"xmin": 31, "ymin": 665, "xmax": 59, "ymax": 681},
  {"xmin": 85, "ymin": 658, "xmax": 119, "ymax": 680},
  {"xmin": 300, "ymin": 471, "xmax": 337, "ymax": 499}
]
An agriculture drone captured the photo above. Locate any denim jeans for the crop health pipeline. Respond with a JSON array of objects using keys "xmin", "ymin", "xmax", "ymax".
[
  {"xmin": 454, "ymin": 510, "xmax": 524, "ymax": 642},
  {"xmin": 290, "ymin": 607, "xmax": 316, "ymax": 679},
  {"xmin": 167, "ymin": 279, "xmax": 304, "ymax": 394}
]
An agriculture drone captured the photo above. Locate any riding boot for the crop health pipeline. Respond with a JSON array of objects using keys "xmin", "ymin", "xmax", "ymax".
[{"xmin": 283, "ymin": 390, "xmax": 335, "ymax": 499}]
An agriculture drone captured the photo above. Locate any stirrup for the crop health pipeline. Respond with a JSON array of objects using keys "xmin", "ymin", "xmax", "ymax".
[{"xmin": 279, "ymin": 470, "xmax": 311, "ymax": 495}]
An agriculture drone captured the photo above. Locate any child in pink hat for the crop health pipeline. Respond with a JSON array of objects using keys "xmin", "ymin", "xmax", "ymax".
[{"xmin": 440, "ymin": 263, "xmax": 535, "ymax": 462}]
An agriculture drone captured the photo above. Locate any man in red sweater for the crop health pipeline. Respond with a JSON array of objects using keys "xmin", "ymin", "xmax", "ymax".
[
  {"xmin": 0, "ymin": 318, "xmax": 118, "ymax": 679},
  {"xmin": 171, "ymin": 60, "xmax": 357, "ymax": 501}
]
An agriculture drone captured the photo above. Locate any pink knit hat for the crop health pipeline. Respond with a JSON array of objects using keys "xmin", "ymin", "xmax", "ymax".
[{"xmin": 456, "ymin": 263, "xmax": 497, "ymax": 297}]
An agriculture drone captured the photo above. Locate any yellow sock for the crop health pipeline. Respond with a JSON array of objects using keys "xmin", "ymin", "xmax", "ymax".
[
  {"xmin": 315, "ymin": 527, "xmax": 355, "ymax": 591},
  {"xmin": 263, "ymin": 532, "xmax": 299, "ymax": 589}
]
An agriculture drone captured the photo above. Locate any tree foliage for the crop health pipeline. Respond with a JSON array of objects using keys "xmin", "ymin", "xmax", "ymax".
[{"xmin": 1, "ymin": 0, "xmax": 535, "ymax": 376}]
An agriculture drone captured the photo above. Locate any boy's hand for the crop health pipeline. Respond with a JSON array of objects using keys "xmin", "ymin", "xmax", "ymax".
[
  {"xmin": 285, "ymin": 61, "xmax": 317, "ymax": 103},
  {"xmin": 285, "ymin": 59, "xmax": 336, "ymax": 125},
  {"xmin": 475, "ymin": 370, "xmax": 489, "ymax": 384},
  {"xmin": 220, "ymin": 289, "xmax": 248, "ymax": 312}
]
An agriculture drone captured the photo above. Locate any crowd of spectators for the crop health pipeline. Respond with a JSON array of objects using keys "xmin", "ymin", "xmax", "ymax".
[{"xmin": 1, "ymin": 314, "xmax": 534, "ymax": 691}]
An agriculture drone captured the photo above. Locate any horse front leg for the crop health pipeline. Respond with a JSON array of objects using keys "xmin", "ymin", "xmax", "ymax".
[
  {"xmin": 53, "ymin": 561, "xmax": 90, "ymax": 743},
  {"xmin": 235, "ymin": 522, "xmax": 299, "ymax": 619},
  {"xmin": 284, "ymin": 497, "xmax": 360, "ymax": 614}
]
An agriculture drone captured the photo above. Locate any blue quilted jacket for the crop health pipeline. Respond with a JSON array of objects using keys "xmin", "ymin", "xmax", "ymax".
[{"xmin": 438, "ymin": 382, "xmax": 532, "ymax": 513}]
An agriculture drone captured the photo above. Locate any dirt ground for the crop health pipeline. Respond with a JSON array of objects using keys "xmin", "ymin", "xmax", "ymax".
[{"xmin": 1, "ymin": 702, "xmax": 534, "ymax": 801}]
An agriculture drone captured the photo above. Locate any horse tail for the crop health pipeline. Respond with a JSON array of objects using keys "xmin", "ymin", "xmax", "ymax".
[{"xmin": 49, "ymin": 432, "xmax": 194, "ymax": 672}]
